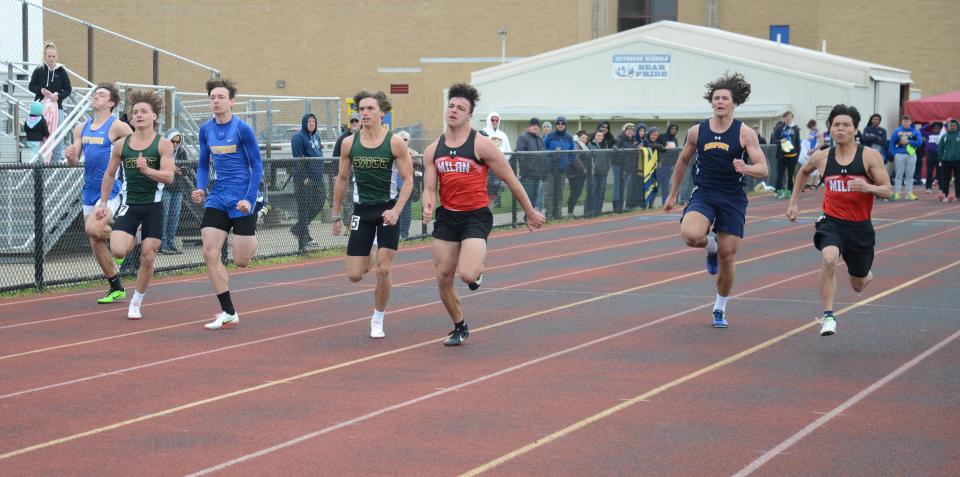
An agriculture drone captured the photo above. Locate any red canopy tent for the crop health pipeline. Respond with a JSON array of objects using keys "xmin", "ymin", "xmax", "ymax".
[{"xmin": 903, "ymin": 90, "xmax": 960, "ymax": 122}]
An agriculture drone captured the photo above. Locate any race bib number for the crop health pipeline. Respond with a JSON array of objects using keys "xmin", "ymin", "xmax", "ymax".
[
  {"xmin": 350, "ymin": 215, "xmax": 360, "ymax": 231},
  {"xmin": 116, "ymin": 204, "xmax": 129, "ymax": 217}
]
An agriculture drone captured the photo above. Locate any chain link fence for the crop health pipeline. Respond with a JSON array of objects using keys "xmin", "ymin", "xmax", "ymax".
[{"xmin": 0, "ymin": 145, "xmax": 782, "ymax": 292}]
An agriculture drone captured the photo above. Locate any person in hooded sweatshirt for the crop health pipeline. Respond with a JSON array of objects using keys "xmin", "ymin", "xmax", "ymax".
[
  {"xmin": 938, "ymin": 119, "xmax": 960, "ymax": 202},
  {"xmin": 888, "ymin": 115, "xmax": 923, "ymax": 200},
  {"xmin": 482, "ymin": 112, "xmax": 512, "ymax": 208},
  {"xmin": 290, "ymin": 112, "xmax": 325, "ymax": 252},
  {"xmin": 28, "ymin": 42, "xmax": 71, "ymax": 162},
  {"xmin": 921, "ymin": 122, "xmax": 943, "ymax": 193},
  {"xmin": 159, "ymin": 129, "xmax": 189, "ymax": 254},
  {"xmin": 23, "ymin": 101, "xmax": 49, "ymax": 156},
  {"xmin": 660, "ymin": 123, "xmax": 680, "ymax": 149}
]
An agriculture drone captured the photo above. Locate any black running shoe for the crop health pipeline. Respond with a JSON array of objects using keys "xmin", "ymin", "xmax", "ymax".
[
  {"xmin": 444, "ymin": 327, "xmax": 469, "ymax": 346},
  {"xmin": 468, "ymin": 273, "xmax": 483, "ymax": 291}
]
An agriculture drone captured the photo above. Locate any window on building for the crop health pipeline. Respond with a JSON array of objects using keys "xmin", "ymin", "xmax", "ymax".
[
  {"xmin": 617, "ymin": 0, "xmax": 677, "ymax": 32},
  {"xmin": 770, "ymin": 25, "xmax": 790, "ymax": 44}
]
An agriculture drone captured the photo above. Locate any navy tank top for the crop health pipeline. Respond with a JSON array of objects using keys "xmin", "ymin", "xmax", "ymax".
[{"xmin": 693, "ymin": 119, "xmax": 746, "ymax": 194}]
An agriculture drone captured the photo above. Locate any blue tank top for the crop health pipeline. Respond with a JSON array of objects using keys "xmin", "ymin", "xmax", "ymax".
[
  {"xmin": 81, "ymin": 116, "xmax": 123, "ymax": 205},
  {"xmin": 693, "ymin": 119, "xmax": 746, "ymax": 194}
]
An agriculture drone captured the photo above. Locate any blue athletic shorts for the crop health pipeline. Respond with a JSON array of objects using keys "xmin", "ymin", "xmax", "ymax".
[{"xmin": 681, "ymin": 188, "xmax": 748, "ymax": 238}]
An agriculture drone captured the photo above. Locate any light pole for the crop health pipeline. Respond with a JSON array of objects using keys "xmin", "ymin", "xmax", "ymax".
[{"xmin": 497, "ymin": 28, "xmax": 507, "ymax": 64}]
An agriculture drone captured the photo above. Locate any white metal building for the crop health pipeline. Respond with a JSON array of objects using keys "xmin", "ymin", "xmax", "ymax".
[{"xmin": 470, "ymin": 21, "xmax": 912, "ymax": 141}]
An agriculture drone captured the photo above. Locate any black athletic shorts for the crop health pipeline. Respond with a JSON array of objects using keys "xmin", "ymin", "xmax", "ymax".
[
  {"xmin": 201, "ymin": 207, "xmax": 258, "ymax": 236},
  {"xmin": 113, "ymin": 202, "xmax": 163, "ymax": 240},
  {"xmin": 432, "ymin": 206, "xmax": 494, "ymax": 242},
  {"xmin": 347, "ymin": 200, "xmax": 399, "ymax": 256},
  {"xmin": 814, "ymin": 214, "xmax": 875, "ymax": 278}
]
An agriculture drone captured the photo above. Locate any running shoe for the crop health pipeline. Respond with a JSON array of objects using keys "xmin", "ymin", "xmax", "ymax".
[
  {"xmin": 444, "ymin": 326, "xmax": 470, "ymax": 346},
  {"xmin": 468, "ymin": 273, "xmax": 483, "ymax": 291},
  {"xmin": 370, "ymin": 315, "xmax": 385, "ymax": 339},
  {"xmin": 712, "ymin": 309, "xmax": 728, "ymax": 328},
  {"xmin": 127, "ymin": 305, "xmax": 142, "ymax": 320},
  {"xmin": 891, "ymin": 193, "xmax": 899, "ymax": 201},
  {"xmin": 97, "ymin": 289, "xmax": 125, "ymax": 304},
  {"xmin": 204, "ymin": 312, "xmax": 239, "ymax": 330},
  {"xmin": 938, "ymin": 192, "xmax": 946, "ymax": 202},
  {"xmin": 820, "ymin": 316, "xmax": 837, "ymax": 336},
  {"xmin": 706, "ymin": 247, "xmax": 719, "ymax": 275},
  {"xmin": 907, "ymin": 192, "xmax": 918, "ymax": 201}
]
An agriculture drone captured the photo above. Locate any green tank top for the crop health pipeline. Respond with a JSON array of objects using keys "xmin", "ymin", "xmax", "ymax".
[
  {"xmin": 349, "ymin": 130, "xmax": 397, "ymax": 204},
  {"xmin": 121, "ymin": 133, "xmax": 164, "ymax": 204}
]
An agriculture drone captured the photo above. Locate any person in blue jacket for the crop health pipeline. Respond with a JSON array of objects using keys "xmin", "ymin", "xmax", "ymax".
[
  {"xmin": 543, "ymin": 116, "xmax": 575, "ymax": 219},
  {"xmin": 888, "ymin": 115, "xmax": 923, "ymax": 200},
  {"xmin": 191, "ymin": 78, "xmax": 264, "ymax": 330},
  {"xmin": 290, "ymin": 112, "xmax": 325, "ymax": 251}
]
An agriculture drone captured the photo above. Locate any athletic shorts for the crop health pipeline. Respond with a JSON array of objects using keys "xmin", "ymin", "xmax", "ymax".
[
  {"xmin": 113, "ymin": 202, "xmax": 163, "ymax": 240},
  {"xmin": 682, "ymin": 188, "xmax": 748, "ymax": 238},
  {"xmin": 201, "ymin": 207, "xmax": 258, "ymax": 236},
  {"xmin": 432, "ymin": 206, "xmax": 494, "ymax": 242},
  {"xmin": 347, "ymin": 200, "xmax": 399, "ymax": 256},
  {"xmin": 82, "ymin": 194, "xmax": 123, "ymax": 217},
  {"xmin": 814, "ymin": 214, "xmax": 875, "ymax": 278}
]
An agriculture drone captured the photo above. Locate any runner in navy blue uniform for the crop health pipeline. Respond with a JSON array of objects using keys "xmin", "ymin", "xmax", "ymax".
[
  {"xmin": 66, "ymin": 83, "xmax": 133, "ymax": 304},
  {"xmin": 664, "ymin": 73, "xmax": 768, "ymax": 328},
  {"xmin": 786, "ymin": 105, "xmax": 891, "ymax": 336},
  {"xmin": 191, "ymin": 79, "xmax": 264, "ymax": 330}
]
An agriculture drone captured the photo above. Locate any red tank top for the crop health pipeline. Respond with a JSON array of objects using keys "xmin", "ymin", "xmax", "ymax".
[
  {"xmin": 822, "ymin": 145, "xmax": 874, "ymax": 222},
  {"xmin": 435, "ymin": 129, "xmax": 489, "ymax": 211}
]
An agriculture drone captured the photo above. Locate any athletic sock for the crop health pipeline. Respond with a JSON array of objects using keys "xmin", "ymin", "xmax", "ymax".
[
  {"xmin": 217, "ymin": 291, "xmax": 236, "ymax": 315},
  {"xmin": 131, "ymin": 290, "xmax": 145, "ymax": 307},
  {"xmin": 823, "ymin": 310, "xmax": 834, "ymax": 319},
  {"xmin": 706, "ymin": 235, "xmax": 718, "ymax": 254},
  {"xmin": 455, "ymin": 319, "xmax": 468, "ymax": 330},
  {"xmin": 713, "ymin": 294, "xmax": 728, "ymax": 312},
  {"xmin": 372, "ymin": 309, "xmax": 385, "ymax": 322},
  {"xmin": 107, "ymin": 274, "xmax": 122, "ymax": 292}
]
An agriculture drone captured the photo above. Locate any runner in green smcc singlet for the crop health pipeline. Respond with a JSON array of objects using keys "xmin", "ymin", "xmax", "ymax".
[
  {"xmin": 95, "ymin": 89, "xmax": 174, "ymax": 321},
  {"xmin": 331, "ymin": 90, "xmax": 414, "ymax": 339}
]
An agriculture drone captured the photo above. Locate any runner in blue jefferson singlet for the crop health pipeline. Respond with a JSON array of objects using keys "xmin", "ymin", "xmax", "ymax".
[
  {"xmin": 191, "ymin": 78, "xmax": 264, "ymax": 331},
  {"xmin": 95, "ymin": 89, "xmax": 174, "ymax": 320},
  {"xmin": 663, "ymin": 73, "xmax": 768, "ymax": 329},
  {"xmin": 65, "ymin": 83, "xmax": 133, "ymax": 304}
]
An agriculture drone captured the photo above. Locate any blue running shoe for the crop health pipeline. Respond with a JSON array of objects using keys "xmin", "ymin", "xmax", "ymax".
[
  {"xmin": 712, "ymin": 309, "xmax": 728, "ymax": 328},
  {"xmin": 705, "ymin": 249, "xmax": 719, "ymax": 275}
]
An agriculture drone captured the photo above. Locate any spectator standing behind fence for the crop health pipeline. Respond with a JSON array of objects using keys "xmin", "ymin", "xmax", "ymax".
[
  {"xmin": 515, "ymin": 117, "xmax": 546, "ymax": 212},
  {"xmin": 584, "ymin": 129, "xmax": 609, "ymax": 216},
  {"xmin": 543, "ymin": 116, "xmax": 575, "ymax": 219},
  {"xmin": 159, "ymin": 129, "xmax": 188, "ymax": 254},
  {"xmin": 332, "ymin": 112, "xmax": 361, "ymax": 202},
  {"xmin": 772, "ymin": 111, "xmax": 802, "ymax": 199},
  {"xmin": 612, "ymin": 123, "xmax": 636, "ymax": 212},
  {"xmin": 661, "ymin": 123, "xmax": 680, "ymax": 149},
  {"xmin": 921, "ymin": 121, "xmax": 943, "ymax": 194},
  {"xmin": 290, "ymin": 112, "xmax": 325, "ymax": 252},
  {"xmin": 23, "ymin": 101, "xmax": 49, "ymax": 156},
  {"xmin": 482, "ymin": 112, "xmax": 511, "ymax": 208},
  {"xmin": 754, "ymin": 126, "xmax": 767, "ymax": 145},
  {"xmin": 29, "ymin": 42, "xmax": 71, "ymax": 163},
  {"xmin": 888, "ymin": 115, "xmax": 923, "ymax": 201},
  {"xmin": 536, "ymin": 121, "xmax": 552, "ymax": 209},
  {"xmin": 938, "ymin": 118, "xmax": 960, "ymax": 202},
  {"xmin": 567, "ymin": 129, "xmax": 589, "ymax": 215}
]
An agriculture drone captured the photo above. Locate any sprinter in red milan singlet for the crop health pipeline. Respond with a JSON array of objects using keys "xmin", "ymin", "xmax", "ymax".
[
  {"xmin": 421, "ymin": 83, "xmax": 544, "ymax": 346},
  {"xmin": 787, "ymin": 104, "xmax": 892, "ymax": 337}
]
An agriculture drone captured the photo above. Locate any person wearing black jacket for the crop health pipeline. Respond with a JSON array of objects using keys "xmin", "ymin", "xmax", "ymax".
[
  {"xmin": 515, "ymin": 117, "xmax": 546, "ymax": 211},
  {"xmin": 28, "ymin": 42, "xmax": 72, "ymax": 161},
  {"xmin": 770, "ymin": 111, "xmax": 802, "ymax": 198}
]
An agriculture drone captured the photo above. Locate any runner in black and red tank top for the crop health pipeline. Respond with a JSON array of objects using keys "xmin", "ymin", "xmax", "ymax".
[
  {"xmin": 787, "ymin": 104, "xmax": 892, "ymax": 337},
  {"xmin": 421, "ymin": 83, "xmax": 544, "ymax": 346}
]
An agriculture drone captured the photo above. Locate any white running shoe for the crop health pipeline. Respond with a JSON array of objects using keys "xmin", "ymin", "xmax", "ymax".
[
  {"xmin": 370, "ymin": 315, "xmax": 385, "ymax": 339},
  {"xmin": 127, "ymin": 305, "xmax": 142, "ymax": 320},
  {"xmin": 819, "ymin": 316, "xmax": 837, "ymax": 336},
  {"xmin": 204, "ymin": 312, "xmax": 239, "ymax": 330}
]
